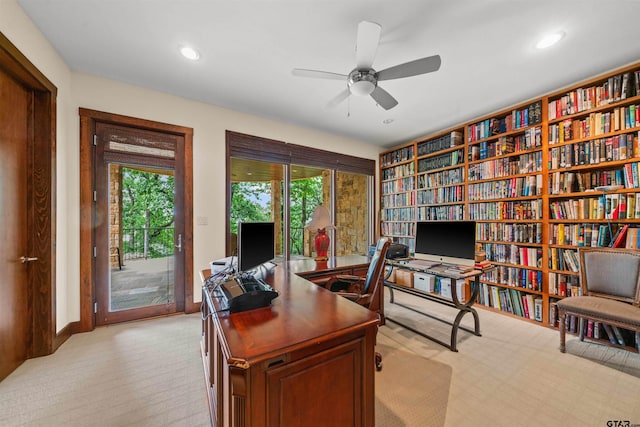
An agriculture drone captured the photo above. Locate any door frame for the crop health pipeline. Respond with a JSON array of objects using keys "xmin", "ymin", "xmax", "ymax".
[
  {"xmin": 78, "ymin": 108, "xmax": 195, "ymax": 332},
  {"xmin": 0, "ymin": 33, "xmax": 58, "ymax": 356}
]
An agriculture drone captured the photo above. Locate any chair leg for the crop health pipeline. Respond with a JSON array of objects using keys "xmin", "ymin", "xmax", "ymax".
[
  {"xmin": 559, "ymin": 311, "xmax": 566, "ymax": 353},
  {"xmin": 375, "ymin": 352, "xmax": 383, "ymax": 371}
]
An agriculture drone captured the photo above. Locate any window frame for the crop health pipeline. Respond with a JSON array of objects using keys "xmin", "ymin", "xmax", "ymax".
[{"xmin": 226, "ymin": 131, "xmax": 375, "ymax": 259}]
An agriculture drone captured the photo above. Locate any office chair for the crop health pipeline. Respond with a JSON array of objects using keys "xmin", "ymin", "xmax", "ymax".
[{"xmin": 323, "ymin": 237, "xmax": 391, "ymax": 370}]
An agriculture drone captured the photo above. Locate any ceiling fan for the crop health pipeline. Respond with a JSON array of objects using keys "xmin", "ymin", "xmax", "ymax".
[{"xmin": 292, "ymin": 21, "xmax": 441, "ymax": 110}]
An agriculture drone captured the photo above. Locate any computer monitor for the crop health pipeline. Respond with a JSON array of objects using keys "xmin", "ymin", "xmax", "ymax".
[
  {"xmin": 237, "ymin": 221, "xmax": 275, "ymax": 273},
  {"xmin": 414, "ymin": 221, "xmax": 476, "ymax": 267}
]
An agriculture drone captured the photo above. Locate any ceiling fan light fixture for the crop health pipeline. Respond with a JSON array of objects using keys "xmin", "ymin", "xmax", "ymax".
[
  {"xmin": 350, "ymin": 80, "xmax": 376, "ymax": 96},
  {"xmin": 348, "ymin": 69, "xmax": 377, "ymax": 96}
]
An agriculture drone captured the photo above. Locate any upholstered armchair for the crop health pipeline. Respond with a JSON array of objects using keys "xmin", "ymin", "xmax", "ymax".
[{"xmin": 557, "ymin": 247, "xmax": 640, "ymax": 353}]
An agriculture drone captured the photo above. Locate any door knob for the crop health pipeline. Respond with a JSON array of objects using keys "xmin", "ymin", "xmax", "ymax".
[{"xmin": 20, "ymin": 256, "xmax": 38, "ymax": 263}]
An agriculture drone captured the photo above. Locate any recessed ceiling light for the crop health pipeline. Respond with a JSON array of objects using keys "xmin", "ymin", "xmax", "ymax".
[
  {"xmin": 179, "ymin": 45, "xmax": 200, "ymax": 61},
  {"xmin": 536, "ymin": 31, "xmax": 565, "ymax": 49},
  {"xmin": 382, "ymin": 118, "xmax": 394, "ymax": 125}
]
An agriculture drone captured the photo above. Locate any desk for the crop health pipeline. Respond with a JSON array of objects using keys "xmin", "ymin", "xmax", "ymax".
[
  {"xmin": 384, "ymin": 260, "xmax": 488, "ymax": 352},
  {"xmin": 200, "ymin": 256, "xmax": 378, "ymax": 427}
]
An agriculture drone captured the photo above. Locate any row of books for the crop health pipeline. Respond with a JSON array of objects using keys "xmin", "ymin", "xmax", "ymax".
[
  {"xmin": 382, "ymin": 162, "xmax": 414, "ymax": 180},
  {"xmin": 549, "ymin": 248, "xmax": 580, "ymax": 272},
  {"xmin": 483, "ymin": 243, "xmax": 542, "ymax": 268},
  {"xmin": 417, "ymin": 204, "xmax": 465, "ymax": 221},
  {"xmin": 482, "ymin": 266, "xmax": 543, "ymax": 291},
  {"xmin": 548, "ymin": 70, "xmax": 640, "ymax": 119},
  {"xmin": 548, "ymin": 223, "xmax": 612, "ymax": 247},
  {"xmin": 468, "ymin": 199, "xmax": 543, "ymax": 221},
  {"xmin": 381, "ymin": 192, "xmax": 415, "ymax": 209},
  {"xmin": 380, "ymin": 221, "xmax": 415, "ymax": 237},
  {"xmin": 468, "ymin": 175, "xmax": 542, "ymax": 200},
  {"xmin": 416, "ymin": 131, "xmax": 463, "ymax": 157},
  {"xmin": 476, "ymin": 222, "xmax": 543, "ymax": 244},
  {"xmin": 417, "ymin": 149, "xmax": 464, "ymax": 173},
  {"xmin": 468, "ymin": 151, "xmax": 542, "ymax": 181},
  {"xmin": 548, "ymin": 273, "xmax": 580, "ymax": 298},
  {"xmin": 380, "ymin": 207, "xmax": 415, "ymax": 221},
  {"xmin": 381, "ymin": 176, "xmax": 415, "ymax": 194},
  {"xmin": 615, "ymin": 225, "xmax": 640, "ymax": 249},
  {"xmin": 548, "ymin": 105, "xmax": 640, "ymax": 144},
  {"xmin": 547, "ymin": 169, "xmax": 626, "ymax": 194},
  {"xmin": 553, "ymin": 311, "xmax": 639, "ymax": 349},
  {"xmin": 477, "ymin": 283, "xmax": 543, "ymax": 322},
  {"xmin": 417, "ymin": 167, "xmax": 463, "ymax": 188},
  {"xmin": 381, "ymin": 146, "xmax": 414, "ymax": 167},
  {"xmin": 468, "ymin": 127, "xmax": 542, "ymax": 161},
  {"xmin": 548, "ymin": 133, "xmax": 638, "ymax": 170},
  {"xmin": 549, "ymin": 193, "xmax": 637, "ymax": 220},
  {"xmin": 467, "ymin": 101, "xmax": 543, "ymax": 142},
  {"xmin": 416, "ymin": 185, "xmax": 464, "ymax": 205}
]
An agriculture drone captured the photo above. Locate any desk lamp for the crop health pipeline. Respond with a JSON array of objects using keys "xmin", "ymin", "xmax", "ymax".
[
  {"xmin": 305, "ymin": 205, "xmax": 335, "ymax": 261},
  {"xmin": 595, "ymin": 184, "xmax": 624, "ymax": 245}
]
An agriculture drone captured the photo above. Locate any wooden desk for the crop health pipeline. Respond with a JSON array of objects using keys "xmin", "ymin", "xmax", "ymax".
[{"xmin": 200, "ymin": 256, "xmax": 379, "ymax": 427}]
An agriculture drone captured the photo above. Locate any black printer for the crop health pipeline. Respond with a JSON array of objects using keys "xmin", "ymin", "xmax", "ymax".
[{"xmin": 369, "ymin": 242, "xmax": 408, "ymax": 259}]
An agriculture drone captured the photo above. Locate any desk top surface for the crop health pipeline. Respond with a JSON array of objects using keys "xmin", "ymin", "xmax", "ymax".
[{"xmin": 202, "ymin": 255, "xmax": 378, "ymax": 365}]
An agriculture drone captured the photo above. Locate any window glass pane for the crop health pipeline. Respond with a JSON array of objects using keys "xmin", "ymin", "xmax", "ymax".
[
  {"xmin": 230, "ymin": 158, "xmax": 284, "ymax": 257},
  {"xmin": 290, "ymin": 165, "xmax": 329, "ymax": 258},
  {"xmin": 336, "ymin": 171, "xmax": 369, "ymax": 256}
]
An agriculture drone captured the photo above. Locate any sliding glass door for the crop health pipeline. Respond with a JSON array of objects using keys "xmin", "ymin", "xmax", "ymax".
[{"xmin": 226, "ymin": 131, "xmax": 375, "ymax": 260}]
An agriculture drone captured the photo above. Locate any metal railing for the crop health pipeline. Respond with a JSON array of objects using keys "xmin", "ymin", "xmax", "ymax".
[{"xmin": 121, "ymin": 227, "xmax": 174, "ymax": 260}]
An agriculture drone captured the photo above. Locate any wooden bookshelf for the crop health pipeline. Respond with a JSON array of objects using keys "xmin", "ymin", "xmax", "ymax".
[{"xmin": 379, "ymin": 60, "xmax": 640, "ymax": 346}]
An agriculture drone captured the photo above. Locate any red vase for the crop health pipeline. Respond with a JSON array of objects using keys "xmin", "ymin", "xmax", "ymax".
[{"xmin": 315, "ymin": 228, "xmax": 330, "ymax": 261}]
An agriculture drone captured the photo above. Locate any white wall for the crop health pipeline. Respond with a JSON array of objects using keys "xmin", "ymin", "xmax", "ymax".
[{"xmin": 1, "ymin": 0, "xmax": 380, "ymax": 332}]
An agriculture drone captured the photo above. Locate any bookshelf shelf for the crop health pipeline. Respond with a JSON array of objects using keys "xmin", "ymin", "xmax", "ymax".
[{"xmin": 380, "ymin": 61, "xmax": 640, "ymax": 344}]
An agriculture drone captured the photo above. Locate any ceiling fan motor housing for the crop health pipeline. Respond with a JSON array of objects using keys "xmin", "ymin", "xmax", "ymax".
[{"xmin": 348, "ymin": 69, "xmax": 377, "ymax": 96}]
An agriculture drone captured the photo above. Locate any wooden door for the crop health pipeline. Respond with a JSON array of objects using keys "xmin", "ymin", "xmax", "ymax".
[
  {"xmin": 0, "ymin": 67, "xmax": 31, "ymax": 380},
  {"xmin": 94, "ymin": 123, "xmax": 186, "ymax": 325}
]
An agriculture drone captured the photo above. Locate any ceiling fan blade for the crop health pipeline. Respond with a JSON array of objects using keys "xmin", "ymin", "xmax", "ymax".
[
  {"xmin": 327, "ymin": 88, "xmax": 351, "ymax": 109},
  {"xmin": 370, "ymin": 86, "xmax": 398, "ymax": 110},
  {"xmin": 377, "ymin": 55, "xmax": 442, "ymax": 81},
  {"xmin": 292, "ymin": 68, "xmax": 347, "ymax": 80},
  {"xmin": 355, "ymin": 21, "xmax": 381, "ymax": 70}
]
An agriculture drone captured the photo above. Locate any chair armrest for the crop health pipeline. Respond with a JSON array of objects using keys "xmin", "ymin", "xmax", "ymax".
[
  {"xmin": 337, "ymin": 292, "xmax": 372, "ymax": 306},
  {"xmin": 333, "ymin": 274, "xmax": 362, "ymax": 282},
  {"xmin": 323, "ymin": 275, "xmax": 363, "ymax": 290}
]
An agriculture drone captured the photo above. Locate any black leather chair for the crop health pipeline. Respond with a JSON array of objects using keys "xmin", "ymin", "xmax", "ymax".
[{"xmin": 323, "ymin": 237, "xmax": 391, "ymax": 370}]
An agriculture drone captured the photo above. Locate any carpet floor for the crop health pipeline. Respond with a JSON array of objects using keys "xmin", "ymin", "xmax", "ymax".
[{"xmin": 1, "ymin": 287, "xmax": 640, "ymax": 426}]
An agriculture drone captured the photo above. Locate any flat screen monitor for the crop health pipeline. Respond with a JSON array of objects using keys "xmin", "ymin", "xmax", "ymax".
[
  {"xmin": 237, "ymin": 221, "xmax": 275, "ymax": 273},
  {"xmin": 414, "ymin": 221, "xmax": 476, "ymax": 267}
]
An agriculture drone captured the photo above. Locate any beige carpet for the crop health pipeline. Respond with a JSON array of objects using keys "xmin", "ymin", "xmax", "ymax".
[
  {"xmin": 2, "ymin": 293, "xmax": 640, "ymax": 427},
  {"xmin": 375, "ymin": 339, "xmax": 451, "ymax": 426},
  {"xmin": 0, "ymin": 313, "xmax": 446, "ymax": 427}
]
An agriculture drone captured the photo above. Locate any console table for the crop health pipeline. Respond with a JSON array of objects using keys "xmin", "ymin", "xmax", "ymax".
[
  {"xmin": 384, "ymin": 260, "xmax": 489, "ymax": 352},
  {"xmin": 200, "ymin": 256, "xmax": 378, "ymax": 427}
]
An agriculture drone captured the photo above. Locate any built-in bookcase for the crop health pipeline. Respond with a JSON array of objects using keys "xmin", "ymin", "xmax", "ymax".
[
  {"xmin": 466, "ymin": 100, "xmax": 546, "ymax": 323},
  {"xmin": 379, "ymin": 60, "xmax": 640, "ymax": 349},
  {"xmin": 380, "ymin": 145, "xmax": 416, "ymax": 252}
]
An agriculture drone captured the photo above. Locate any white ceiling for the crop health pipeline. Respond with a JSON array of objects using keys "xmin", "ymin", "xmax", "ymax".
[{"xmin": 16, "ymin": 0, "xmax": 640, "ymax": 149}]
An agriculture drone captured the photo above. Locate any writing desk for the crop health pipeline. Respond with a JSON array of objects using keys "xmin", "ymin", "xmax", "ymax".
[
  {"xmin": 384, "ymin": 260, "xmax": 490, "ymax": 352},
  {"xmin": 200, "ymin": 256, "xmax": 378, "ymax": 427}
]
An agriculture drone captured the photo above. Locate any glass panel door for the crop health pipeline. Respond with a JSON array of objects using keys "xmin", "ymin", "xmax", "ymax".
[
  {"xmin": 290, "ymin": 165, "xmax": 329, "ymax": 258},
  {"xmin": 230, "ymin": 158, "xmax": 284, "ymax": 261},
  {"xmin": 109, "ymin": 166, "xmax": 176, "ymax": 311}
]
